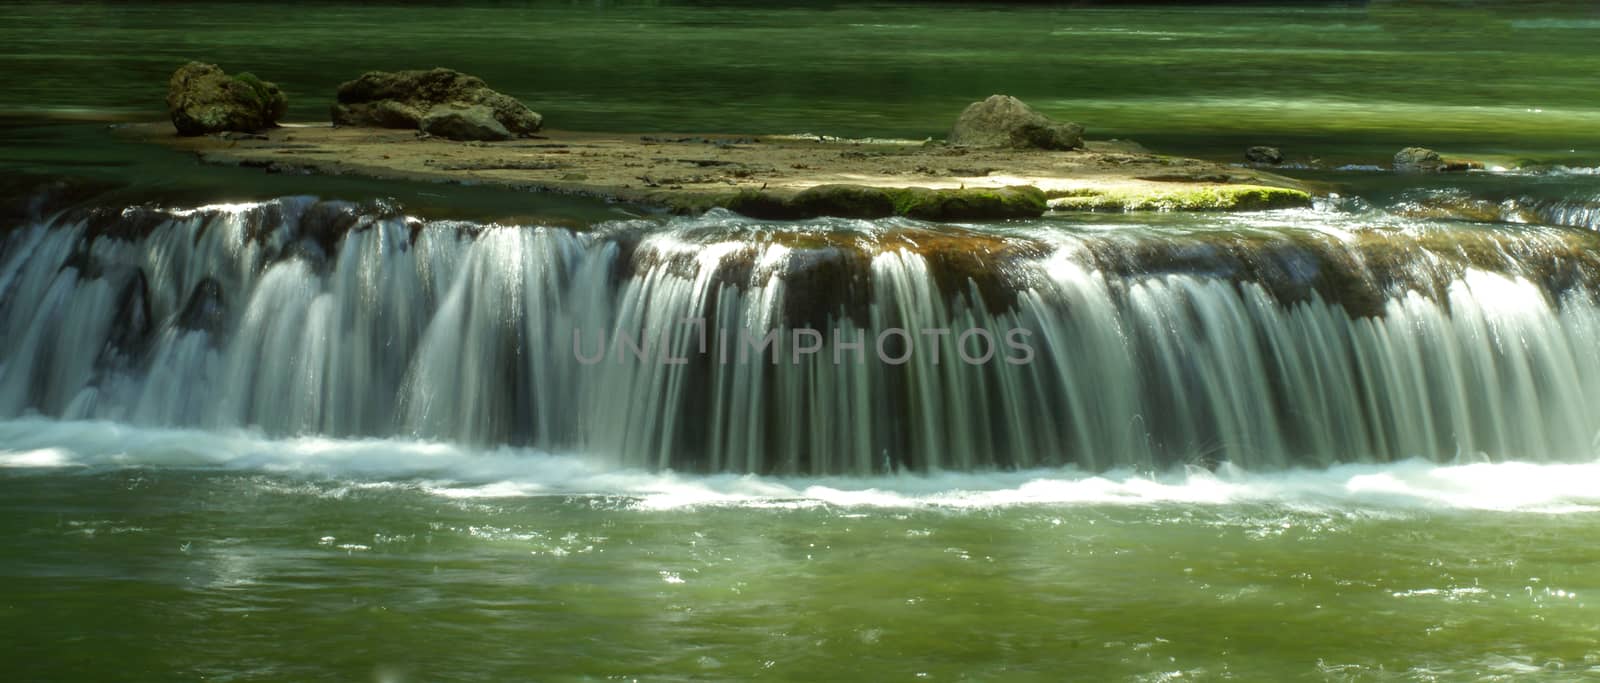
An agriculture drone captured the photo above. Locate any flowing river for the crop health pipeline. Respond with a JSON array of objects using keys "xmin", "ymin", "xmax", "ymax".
[{"xmin": 3, "ymin": 1, "xmax": 1600, "ymax": 680}]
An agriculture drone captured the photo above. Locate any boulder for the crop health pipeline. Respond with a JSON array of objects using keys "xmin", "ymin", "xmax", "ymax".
[
  {"xmin": 166, "ymin": 62, "xmax": 287, "ymax": 136},
  {"xmin": 1394, "ymin": 147, "xmax": 1443, "ymax": 172},
  {"xmin": 1245, "ymin": 146, "xmax": 1284, "ymax": 165},
  {"xmin": 331, "ymin": 68, "xmax": 541, "ymax": 140},
  {"xmin": 420, "ymin": 104, "xmax": 512, "ymax": 141},
  {"xmin": 948, "ymin": 95, "xmax": 1084, "ymax": 151},
  {"xmin": 1394, "ymin": 147, "xmax": 1484, "ymax": 173}
]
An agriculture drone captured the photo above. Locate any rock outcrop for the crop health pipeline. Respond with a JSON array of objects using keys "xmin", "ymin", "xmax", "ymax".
[
  {"xmin": 420, "ymin": 105, "xmax": 512, "ymax": 141},
  {"xmin": 1245, "ymin": 146, "xmax": 1284, "ymax": 165},
  {"xmin": 166, "ymin": 62, "xmax": 287, "ymax": 136},
  {"xmin": 715, "ymin": 184, "xmax": 1047, "ymax": 221},
  {"xmin": 948, "ymin": 95, "xmax": 1084, "ymax": 151},
  {"xmin": 1393, "ymin": 147, "xmax": 1485, "ymax": 173},
  {"xmin": 330, "ymin": 68, "xmax": 541, "ymax": 141},
  {"xmin": 1394, "ymin": 147, "xmax": 1444, "ymax": 172},
  {"xmin": 1047, "ymin": 185, "xmax": 1312, "ymax": 212}
]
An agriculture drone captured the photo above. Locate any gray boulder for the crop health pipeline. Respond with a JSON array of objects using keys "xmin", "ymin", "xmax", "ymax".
[
  {"xmin": 1394, "ymin": 147, "xmax": 1444, "ymax": 172},
  {"xmin": 949, "ymin": 95, "xmax": 1083, "ymax": 150},
  {"xmin": 420, "ymin": 105, "xmax": 512, "ymax": 141},
  {"xmin": 166, "ymin": 62, "xmax": 287, "ymax": 136},
  {"xmin": 1245, "ymin": 146, "xmax": 1284, "ymax": 164},
  {"xmin": 331, "ymin": 68, "xmax": 541, "ymax": 140}
]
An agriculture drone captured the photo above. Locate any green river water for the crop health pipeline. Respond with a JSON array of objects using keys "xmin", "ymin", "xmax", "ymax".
[{"xmin": 3, "ymin": 1, "xmax": 1600, "ymax": 681}]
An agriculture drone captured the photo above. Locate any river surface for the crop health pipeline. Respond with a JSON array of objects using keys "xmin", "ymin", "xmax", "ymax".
[{"xmin": 3, "ymin": 1, "xmax": 1600, "ymax": 681}]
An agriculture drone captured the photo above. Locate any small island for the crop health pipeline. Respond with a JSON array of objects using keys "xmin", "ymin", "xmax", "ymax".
[{"xmin": 130, "ymin": 64, "xmax": 1315, "ymax": 221}]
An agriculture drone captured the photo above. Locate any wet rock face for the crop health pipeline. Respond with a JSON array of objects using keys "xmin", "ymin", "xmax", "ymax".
[
  {"xmin": 166, "ymin": 62, "xmax": 287, "ymax": 136},
  {"xmin": 1245, "ymin": 146, "xmax": 1284, "ymax": 164},
  {"xmin": 331, "ymin": 68, "xmax": 542, "ymax": 141},
  {"xmin": 948, "ymin": 95, "xmax": 1084, "ymax": 151},
  {"xmin": 176, "ymin": 278, "xmax": 228, "ymax": 337}
]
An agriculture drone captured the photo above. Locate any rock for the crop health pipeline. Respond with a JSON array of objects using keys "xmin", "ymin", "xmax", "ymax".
[
  {"xmin": 948, "ymin": 95, "xmax": 1084, "ymax": 151},
  {"xmin": 713, "ymin": 184, "xmax": 1046, "ymax": 221},
  {"xmin": 166, "ymin": 62, "xmax": 287, "ymax": 136},
  {"xmin": 331, "ymin": 68, "xmax": 541, "ymax": 140},
  {"xmin": 1245, "ymin": 146, "xmax": 1284, "ymax": 164},
  {"xmin": 420, "ymin": 105, "xmax": 513, "ymax": 141},
  {"xmin": 1393, "ymin": 147, "xmax": 1484, "ymax": 173},
  {"xmin": 1439, "ymin": 158, "xmax": 1486, "ymax": 172},
  {"xmin": 176, "ymin": 278, "xmax": 227, "ymax": 336},
  {"xmin": 720, "ymin": 189, "xmax": 798, "ymax": 220},
  {"xmin": 789, "ymin": 185, "xmax": 896, "ymax": 219},
  {"xmin": 891, "ymin": 186, "xmax": 1047, "ymax": 221},
  {"xmin": 1047, "ymin": 185, "xmax": 1312, "ymax": 212},
  {"xmin": 1394, "ymin": 147, "xmax": 1444, "ymax": 172}
]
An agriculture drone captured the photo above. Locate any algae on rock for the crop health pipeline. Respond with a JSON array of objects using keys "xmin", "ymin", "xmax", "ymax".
[
  {"xmin": 709, "ymin": 184, "xmax": 1047, "ymax": 222},
  {"xmin": 1048, "ymin": 185, "xmax": 1312, "ymax": 212},
  {"xmin": 166, "ymin": 62, "xmax": 288, "ymax": 136}
]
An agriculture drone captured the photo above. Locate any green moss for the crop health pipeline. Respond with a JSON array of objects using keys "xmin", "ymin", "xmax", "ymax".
[
  {"xmin": 228, "ymin": 72, "xmax": 288, "ymax": 124},
  {"xmin": 1047, "ymin": 184, "xmax": 1312, "ymax": 212},
  {"xmin": 707, "ymin": 184, "xmax": 1046, "ymax": 221},
  {"xmin": 789, "ymin": 185, "xmax": 896, "ymax": 219},
  {"xmin": 887, "ymin": 186, "xmax": 1046, "ymax": 221},
  {"xmin": 720, "ymin": 189, "xmax": 800, "ymax": 219}
]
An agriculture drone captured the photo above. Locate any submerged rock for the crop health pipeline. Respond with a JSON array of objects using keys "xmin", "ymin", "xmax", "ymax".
[
  {"xmin": 948, "ymin": 95, "xmax": 1084, "ymax": 151},
  {"xmin": 1245, "ymin": 146, "xmax": 1284, "ymax": 165},
  {"xmin": 331, "ymin": 68, "xmax": 541, "ymax": 141},
  {"xmin": 176, "ymin": 277, "xmax": 227, "ymax": 336},
  {"xmin": 166, "ymin": 62, "xmax": 287, "ymax": 136}
]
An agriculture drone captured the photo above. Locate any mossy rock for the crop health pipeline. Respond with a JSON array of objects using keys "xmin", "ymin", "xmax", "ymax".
[
  {"xmin": 720, "ymin": 188, "xmax": 802, "ymax": 219},
  {"xmin": 889, "ymin": 186, "xmax": 1046, "ymax": 221},
  {"xmin": 331, "ymin": 68, "xmax": 542, "ymax": 138},
  {"xmin": 166, "ymin": 62, "xmax": 288, "ymax": 136},
  {"xmin": 789, "ymin": 185, "xmax": 897, "ymax": 219},
  {"xmin": 709, "ymin": 184, "xmax": 1046, "ymax": 221},
  {"xmin": 1047, "ymin": 184, "xmax": 1312, "ymax": 212}
]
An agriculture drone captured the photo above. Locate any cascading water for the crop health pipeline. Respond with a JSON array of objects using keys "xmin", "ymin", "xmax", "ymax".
[{"xmin": 4, "ymin": 195, "xmax": 1600, "ymax": 474}]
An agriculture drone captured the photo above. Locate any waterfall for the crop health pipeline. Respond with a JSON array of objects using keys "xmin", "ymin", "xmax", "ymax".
[{"xmin": 4, "ymin": 196, "xmax": 1600, "ymax": 473}]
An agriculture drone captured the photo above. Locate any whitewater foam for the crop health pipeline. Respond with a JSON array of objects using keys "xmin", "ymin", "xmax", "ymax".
[{"xmin": 4, "ymin": 418, "xmax": 1599, "ymax": 514}]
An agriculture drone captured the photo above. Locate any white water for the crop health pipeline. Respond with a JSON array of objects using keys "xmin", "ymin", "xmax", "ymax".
[
  {"xmin": 4, "ymin": 197, "xmax": 1600, "ymax": 473},
  {"xmin": 4, "ymin": 417, "xmax": 1600, "ymax": 513}
]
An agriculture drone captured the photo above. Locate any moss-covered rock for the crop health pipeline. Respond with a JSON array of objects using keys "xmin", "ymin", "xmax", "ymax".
[
  {"xmin": 720, "ymin": 188, "xmax": 801, "ymax": 220},
  {"xmin": 889, "ymin": 186, "xmax": 1047, "ymax": 221},
  {"xmin": 1047, "ymin": 184, "xmax": 1312, "ymax": 212},
  {"xmin": 331, "ymin": 68, "xmax": 542, "ymax": 140},
  {"xmin": 1393, "ymin": 147, "xmax": 1485, "ymax": 173},
  {"xmin": 948, "ymin": 95, "xmax": 1084, "ymax": 150},
  {"xmin": 789, "ymin": 184, "xmax": 897, "ymax": 219},
  {"xmin": 709, "ymin": 184, "xmax": 1046, "ymax": 221},
  {"xmin": 419, "ymin": 104, "xmax": 513, "ymax": 141},
  {"xmin": 166, "ymin": 62, "xmax": 287, "ymax": 136}
]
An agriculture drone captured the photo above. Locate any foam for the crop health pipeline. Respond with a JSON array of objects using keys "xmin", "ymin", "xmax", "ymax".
[{"xmin": 4, "ymin": 417, "xmax": 1599, "ymax": 514}]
